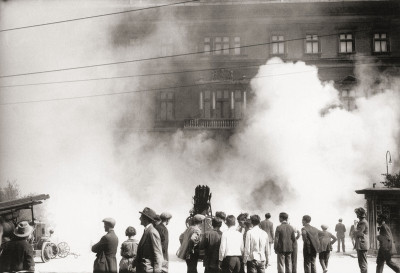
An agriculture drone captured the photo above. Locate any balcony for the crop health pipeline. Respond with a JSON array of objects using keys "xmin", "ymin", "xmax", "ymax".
[{"xmin": 184, "ymin": 119, "xmax": 240, "ymax": 129}]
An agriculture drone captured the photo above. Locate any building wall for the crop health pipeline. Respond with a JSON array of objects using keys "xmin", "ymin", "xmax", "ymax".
[{"xmin": 121, "ymin": 0, "xmax": 400, "ymax": 131}]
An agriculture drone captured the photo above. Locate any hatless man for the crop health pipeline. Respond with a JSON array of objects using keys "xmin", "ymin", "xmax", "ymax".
[
  {"xmin": 0, "ymin": 221, "xmax": 35, "ymax": 272},
  {"xmin": 178, "ymin": 214, "xmax": 204, "ymax": 273},
  {"xmin": 301, "ymin": 215, "xmax": 321, "ymax": 273},
  {"xmin": 244, "ymin": 215, "xmax": 269, "ymax": 273},
  {"xmin": 202, "ymin": 217, "xmax": 223, "ymax": 273},
  {"xmin": 354, "ymin": 207, "xmax": 369, "ymax": 273},
  {"xmin": 274, "ymin": 212, "xmax": 296, "ymax": 273},
  {"xmin": 349, "ymin": 220, "xmax": 358, "ymax": 249},
  {"xmin": 92, "ymin": 217, "xmax": 119, "ymax": 273},
  {"xmin": 335, "ymin": 218, "xmax": 346, "ymax": 253},
  {"xmin": 376, "ymin": 213, "xmax": 400, "ymax": 273},
  {"xmin": 260, "ymin": 213, "xmax": 274, "ymax": 266},
  {"xmin": 216, "ymin": 211, "xmax": 228, "ymax": 233},
  {"xmin": 134, "ymin": 208, "xmax": 163, "ymax": 273},
  {"xmin": 219, "ymin": 215, "xmax": 244, "ymax": 273}
]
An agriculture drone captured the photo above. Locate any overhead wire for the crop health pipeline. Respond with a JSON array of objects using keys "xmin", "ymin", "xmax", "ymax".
[
  {"xmin": 0, "ymin": 28, "xmax": 374, "ymax": 79},
  {"xmin": 0, "ymin": 63, "xmax": 380, "ymax": 106},
  {"xmin": 0, "ymin": 0, "xmax": 198, "ymax": 33}
]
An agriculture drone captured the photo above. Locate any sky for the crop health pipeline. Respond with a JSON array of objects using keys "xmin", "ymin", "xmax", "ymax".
[{"xmin": 0, "ymin": 0, "xmax": 399, "ymax": 256}]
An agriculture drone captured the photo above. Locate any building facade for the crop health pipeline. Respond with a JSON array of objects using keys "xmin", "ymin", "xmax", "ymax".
[{"xmin": 119, "ymin": 0, "xmax": 400, "ymax": 132}]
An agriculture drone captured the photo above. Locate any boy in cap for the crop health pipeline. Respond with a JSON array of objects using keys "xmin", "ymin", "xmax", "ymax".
[
  {"xmin": 318, "ymin": 225, "xmax": 336, "ymax": 273},
  {"xmin": 354, "ymin": 207, "xmax": 369, "ymax": 273},
  {"xmin": 0, "ymin": 221, "xmax": 35, "ymax": 272},
  {"xmin": 155, "ymin": 212, "xmax": 172, "ymax": 271},
  {"xmin": 134, "ymin": 207, "xmax": 163, "ymax": 273},
  {"xmin": 92, "ymin": 217, "xmax": 119, "ymax": 273},
  {"xmin": 376, "ymin": 214, "xmax": 400, "ymax": 273}
]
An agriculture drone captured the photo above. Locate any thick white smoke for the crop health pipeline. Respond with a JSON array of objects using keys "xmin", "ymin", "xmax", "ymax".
[{"xmin": 1, "ymin": 2, "xmax": 399, "ymax": 271}]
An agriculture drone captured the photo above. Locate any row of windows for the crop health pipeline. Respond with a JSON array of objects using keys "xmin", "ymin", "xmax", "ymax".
[
  {"xmin": 158, "ymin": 90, "xmax": 247, "ymax": 121},
  {"xmin": 203, "ymin": 33, "xmax": 390, "ymax": 55},
  {"xmin": 159, "ymin": 89, "xmax": 358, "ymax": 120}
]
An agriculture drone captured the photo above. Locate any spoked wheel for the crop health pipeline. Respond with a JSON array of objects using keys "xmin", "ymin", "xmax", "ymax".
[
  {"xmin": 41, "ymin": 242, "xmax": 54, "ymax": 262},
  {"xmin": 57, "ymin": 242, "xmax": 70, "ymax": 258}
]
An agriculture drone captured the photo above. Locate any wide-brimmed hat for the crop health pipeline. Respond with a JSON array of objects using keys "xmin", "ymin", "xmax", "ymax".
[
  {"xmin": 139, "ymin": 207, "xmax": 157, "ymax": 221},
  {"xmin": 354, "ymin": 207, "xmax": 366, "ymax": 217},
  {"xmin": 14, "ymin": 221, "xmax": 34, "ymax": 238},
  {"xmin": 160, "ymin": 212, "xmax": 172, "ymax": 221},
  {"xmin": 102, "ymin": 217, "xmax": 116, "ymax": 228}
]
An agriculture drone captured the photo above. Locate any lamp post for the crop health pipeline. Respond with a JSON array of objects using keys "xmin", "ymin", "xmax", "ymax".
[{"xmin": 386, "ymin": 150, "xmax": 392, "ymax": 176}]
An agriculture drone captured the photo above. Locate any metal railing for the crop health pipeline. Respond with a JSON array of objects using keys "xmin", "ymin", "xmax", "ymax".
[{"xmin": 184, "ymin": 119, "xmax": 240, "ymax": 129}]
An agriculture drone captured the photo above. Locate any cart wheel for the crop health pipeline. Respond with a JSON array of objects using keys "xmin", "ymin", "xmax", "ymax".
[
  {"xmin": 41, "ymin": 242, "xmax": 53, "ymax": 262},
  {"xmin": 49, "ymin": 243, "xmax": 59, "ymax": 259},
  {"xmin": 57, "ymin": 242, "xmax": 70, "ymax": 258}
]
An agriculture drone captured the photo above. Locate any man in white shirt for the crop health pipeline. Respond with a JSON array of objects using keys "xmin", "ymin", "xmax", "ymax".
[
  {"xmin": 244, "ymin": 215, "xmax": 269, "ymax": 273},
  {"xmin": 219, "ymin": 215, "xmax": 244, "ymax": 273}
]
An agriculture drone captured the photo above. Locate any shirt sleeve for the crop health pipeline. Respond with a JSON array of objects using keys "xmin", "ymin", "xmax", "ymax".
[
  {"xmin": 219, "ymin": 232, "xmax": 227, "ymax": 261},
  {"xmin": 243, "ymin": 231, "xmax": 250, "ymax": 263}
]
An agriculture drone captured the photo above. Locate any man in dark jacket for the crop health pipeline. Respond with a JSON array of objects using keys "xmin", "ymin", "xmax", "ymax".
[
  {"xmin": 354, "ymin": 207, "xmax": 369, "ymax": 273},
  {"xmin": 134, "ymin": 207, "xmax": 164, "ymax": 273},
  {"xmin": 334, "ymin": 219, "xmax": 346, "ymax": 253},
  {"xmin": 376, "ymin": 213, "xmax": 400, "ymax": 273},
  {"xmin": 274, "ymin": 212, "xmax": 296, "ymax": 273},
  {"xmin": 92, "ymin": 217, "xmax": 119, "ymax": 273},
  {"xmin": 301, "ymin": 215, "xmax": 321, "ymax": 273},
  {"xmin": 155, "ymin": 212, "xmax": 172, "ymax": 261},
  {"xmin": 202, "ymin": 217, "xmax": 223, "ymax": 273},
  {"xmin": 0, "ymin": 221, "xmax": 35, "ymax": 272}
]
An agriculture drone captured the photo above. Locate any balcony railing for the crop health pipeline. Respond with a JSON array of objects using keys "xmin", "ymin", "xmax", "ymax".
[{"xmin": 184, "ymin": 119, "xmax": 240, "ymax": 129}]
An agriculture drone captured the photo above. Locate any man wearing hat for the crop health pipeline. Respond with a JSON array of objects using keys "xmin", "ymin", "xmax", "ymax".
[
  {"xmin": 334, "ymin": 218, "xmax": 346, "ymax": 253},
  {"xmin": 376, "ymin": 213, "xmax": 399, "ymax": 273},
  {"xmin": 92, "ymin": 217, "xmax": 119, "ymax": 273},
  {"xmin": 134, "ymin": 207, "xmax": 163, "ymax": 273},
  {"xmin": 0, "ymin": 221, "xmax": 35, "ymax": 272},
  {"xmin": 354, "ymin": 207, "xmax": 369, "ymax": 273},
  {"xmin": 178, "ymin": 214, "xmax": 205, "ymax": 273}
]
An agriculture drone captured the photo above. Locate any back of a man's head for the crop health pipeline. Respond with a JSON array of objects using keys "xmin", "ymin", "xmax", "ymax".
[
  {"xmin": 279, "ymin": 212, "xmax": 288, "ymax": 221},
  {"xmin": 265, "ymin": 213, "xmax": 271, "ymax": 219},
  {"xmin": 250, "ymin": 215, "xmax": 261, "ymax": 226},
  {"xmin": 303, "ymin": 215, "xmax": 311, "ymax": 224},
  {"xmin": 226, "ymin": 215, "xmax": 236, "ymax": 227},
  {"xmin": 212, "ymin": 217, "xmax": 223, "ymax": 228}
]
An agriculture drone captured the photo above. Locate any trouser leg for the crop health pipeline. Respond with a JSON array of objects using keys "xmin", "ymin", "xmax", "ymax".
[
  {"xmin": 277, "ymin": 253, "xmax": 285, "ymax": 273},
  {"xmin": 292, "ymin": 244, "xmax": 297, "ymax": 273},
  {"xmin": 285, "ymin": 253, "xmax": 292, "ymax": 273},
  {"xmin": 357, "ymin": 250, "xmax": 368, "ymax": 273}
]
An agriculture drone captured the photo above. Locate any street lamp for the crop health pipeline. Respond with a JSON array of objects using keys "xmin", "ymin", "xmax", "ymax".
[{"xmin": 386, "ymin": 150, "xmax": 392, "ymax": 176}]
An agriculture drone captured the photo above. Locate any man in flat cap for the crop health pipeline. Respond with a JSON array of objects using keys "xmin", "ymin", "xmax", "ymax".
[
  {"xmin": 155, "ymin": 212, "xmax": 172, "ymax": 271},
  {"xmin": 354, "ymin": 207, "xmax": 369, "ymax": 273},
  {"xmin": 92, "ymin": 217, "xmax": 119, "ymax": 273},
  {"xmin": 178, "ymin": 214, "xmax": 205, "ymax": 273},
  {"xmin": 376, "ymin": 213, "xmax": 400, "ymax": 273},
  {"xmin": 134, "ymin": 207, "xmax": 163, "ymax": 273}
]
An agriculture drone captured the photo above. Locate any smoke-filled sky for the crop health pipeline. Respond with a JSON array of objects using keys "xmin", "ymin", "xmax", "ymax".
[{"xmin": 1, "ymin": 0, "xmax": 399, "ymax": 260}]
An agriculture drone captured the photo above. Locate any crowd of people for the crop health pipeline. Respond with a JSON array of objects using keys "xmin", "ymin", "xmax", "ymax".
[{"xmin": 0, "ymin": 206, "xmax": 399, "ymax": 273}]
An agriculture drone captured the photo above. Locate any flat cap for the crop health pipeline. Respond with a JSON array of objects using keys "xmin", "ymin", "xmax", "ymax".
[
  {"xmin": 354, "ymin": 207, "xmax": 366, "ymax": 217},
  {"xmin": 321, "ymin": 224, "xmax": 328, "ymax": 230},
  {"xmin": 160, "ymin": 212, "xmax": 172, "ymax": 220},
  {"xmin": 193, "ymin": 214, "xmax": 206, "ymax": 222},
  {"xmin": 102, "ymin": 217, "xmax": 116, "ymax": 228}
]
